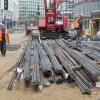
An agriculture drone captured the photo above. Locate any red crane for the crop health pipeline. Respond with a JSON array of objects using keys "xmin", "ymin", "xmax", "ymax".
[{"xmin": 38, "ymin": 0, "xmax": 69, "ymax": 37}]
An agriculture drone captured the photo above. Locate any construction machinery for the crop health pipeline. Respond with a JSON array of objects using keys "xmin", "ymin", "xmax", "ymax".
[{"xmin": 38, "ymin": 0, "xmax": 69, "ymax": 38}]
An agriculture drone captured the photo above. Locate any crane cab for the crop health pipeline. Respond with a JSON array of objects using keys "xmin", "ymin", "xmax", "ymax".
[{"xmin": 38, "ymin": 0, "xmax": 69, "ymax": 38}]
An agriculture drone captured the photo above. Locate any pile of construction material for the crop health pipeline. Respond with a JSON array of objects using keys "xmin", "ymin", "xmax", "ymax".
[
  {"xmin": 6, "ymin": 44, "xmax": 21, "ymax": 51},
  {"xmin": 62, "ymin": 40, "xmax": 100, "ymax": 62},
  {"xmin": 7, "ymin": 38, "xmax": 100, "ymax": 95}
]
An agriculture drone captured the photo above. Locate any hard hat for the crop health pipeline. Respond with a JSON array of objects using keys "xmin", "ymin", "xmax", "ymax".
[{"xmin": 80, "ymin": 14, "xmax": 83, "ymax": 16}]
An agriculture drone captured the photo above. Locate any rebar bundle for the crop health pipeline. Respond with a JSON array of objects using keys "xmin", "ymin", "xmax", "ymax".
[
  {"xmin": 37, "ymin": 42, "xmax": 52, "ymax": 77},
  {"xmin": 43, "ymin": 43, "xmax": 67, "ymax": 77},
  {"xmin": 31, "ymin": 45, "xmax": 41, "ymax": 86},
  {"xmin": 7, "ymin": 37, "xmax": 100, "ymax": 95},
  {"xmin": 56, "ymin": 40, "xmax": 100, "ymax": 77},
  {"xmin": 50, "ymin": 42, "xmax": 75, "ymax": 79}
]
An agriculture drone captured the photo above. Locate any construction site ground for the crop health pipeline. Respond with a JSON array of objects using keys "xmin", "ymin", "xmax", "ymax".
[{"xmin": 0, "ymin": 32, "xmax": 100, "ymax": 100}]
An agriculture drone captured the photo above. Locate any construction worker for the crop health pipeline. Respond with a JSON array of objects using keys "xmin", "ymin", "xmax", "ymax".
[
  {"xmin": 0, "ymin": 27, "xmax": 9, "ymax": 56},
  {"xmin": 74, "ymin": 14, "xmax": 83, "ymax": 46}
]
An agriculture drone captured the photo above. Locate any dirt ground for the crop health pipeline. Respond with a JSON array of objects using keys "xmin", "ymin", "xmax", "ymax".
[{"xmin": 0, "ymin": 32, "xmax": 100, "ymax": 100}]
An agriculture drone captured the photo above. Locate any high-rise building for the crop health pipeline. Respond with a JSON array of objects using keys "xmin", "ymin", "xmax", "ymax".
[
  {"xmin": 74, "ymin": 0, "xmax": 84, "ymax": 4},
  {"xmin": 65, "ymin": 0, "xmax": 74, "ymax": 20},
  {"xmin": 58, "ymin": 0, "xmax": 74, "ymax": 18},
  {"xmin": 19, "ymin": 0, "xmax": 44, "ymax": 19}
]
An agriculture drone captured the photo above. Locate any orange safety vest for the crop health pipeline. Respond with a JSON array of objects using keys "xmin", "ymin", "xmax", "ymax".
[
  {"xmin": 0, "ymin": 31, "xmax": 9, "ymax": 42},
  {"xmin": 74, "ymin": 18, "xmax": 79, "ymax": 29}
]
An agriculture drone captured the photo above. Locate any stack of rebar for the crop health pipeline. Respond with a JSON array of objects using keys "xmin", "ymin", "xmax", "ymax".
[
  {"xmin": 56, "ymin": 40, "xmax": 100, "ymax": 77},
  {"xmin": 31, "ymin": 42, "xmax": 42, "ymax": 87},
  {"xmin": 43, "ymin": 42, "xmax": 68, "ymax": 78},
  {"xmin": 37, "ymin": 42, "xmax": 52, "ymax": 77},
  {"xmin": 7, "ymin": 44, "xmax": 26, "ymax": 90},
  {"xmin": 7, "ymin": 37, "xmax": 100, "ymax": 95},
  {"xmin": 50, "ymin": 42, "xmax": 75, "ymax": 79},
  {"xmin": 6, "ymin": 44, "xmax": 21, "ymax": 51},
  {"xmin": 83, "ymin": 42, "xmax": 100, "ymax": 52},
  {"xmin": 62, "ymin": 39, "xmax": 100, "ymax": 61}
]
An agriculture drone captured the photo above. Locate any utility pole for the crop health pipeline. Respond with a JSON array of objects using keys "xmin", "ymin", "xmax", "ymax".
[{"xmin": 1, "ymin": 9, "xmax": 3, "ymax": 23}]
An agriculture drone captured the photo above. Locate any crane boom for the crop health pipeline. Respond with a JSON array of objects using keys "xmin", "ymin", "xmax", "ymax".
[
  {"xmin": 55, "ymin": 0, "xmax": 62, "ymax": 9},
  {"xmin": 45, "ymin": 0, "xmax": 62, "ymax": 9}
]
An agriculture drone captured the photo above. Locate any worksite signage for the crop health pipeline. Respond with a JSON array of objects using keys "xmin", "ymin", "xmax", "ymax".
[{"xmin": 4, "ymin": 0, "xmax": 8, "ymax": 10}]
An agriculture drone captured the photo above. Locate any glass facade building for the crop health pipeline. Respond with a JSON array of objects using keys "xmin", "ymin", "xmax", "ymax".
[
  {"xmin": 19, "ymin": 0, "xmax": 44, "ymax": 18},
  {"xmin": 74, "ymin": 0, "xmax": 100, "ymax": 18},
  {"xmin": 59, "ymin": 0, "xmax": 74, "ymax": 27}
]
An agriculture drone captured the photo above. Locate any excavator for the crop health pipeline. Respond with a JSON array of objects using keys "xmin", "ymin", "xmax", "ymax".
[{"xmin": 38, "ymin": 0, "xmax": 69, "ymax": 39}]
